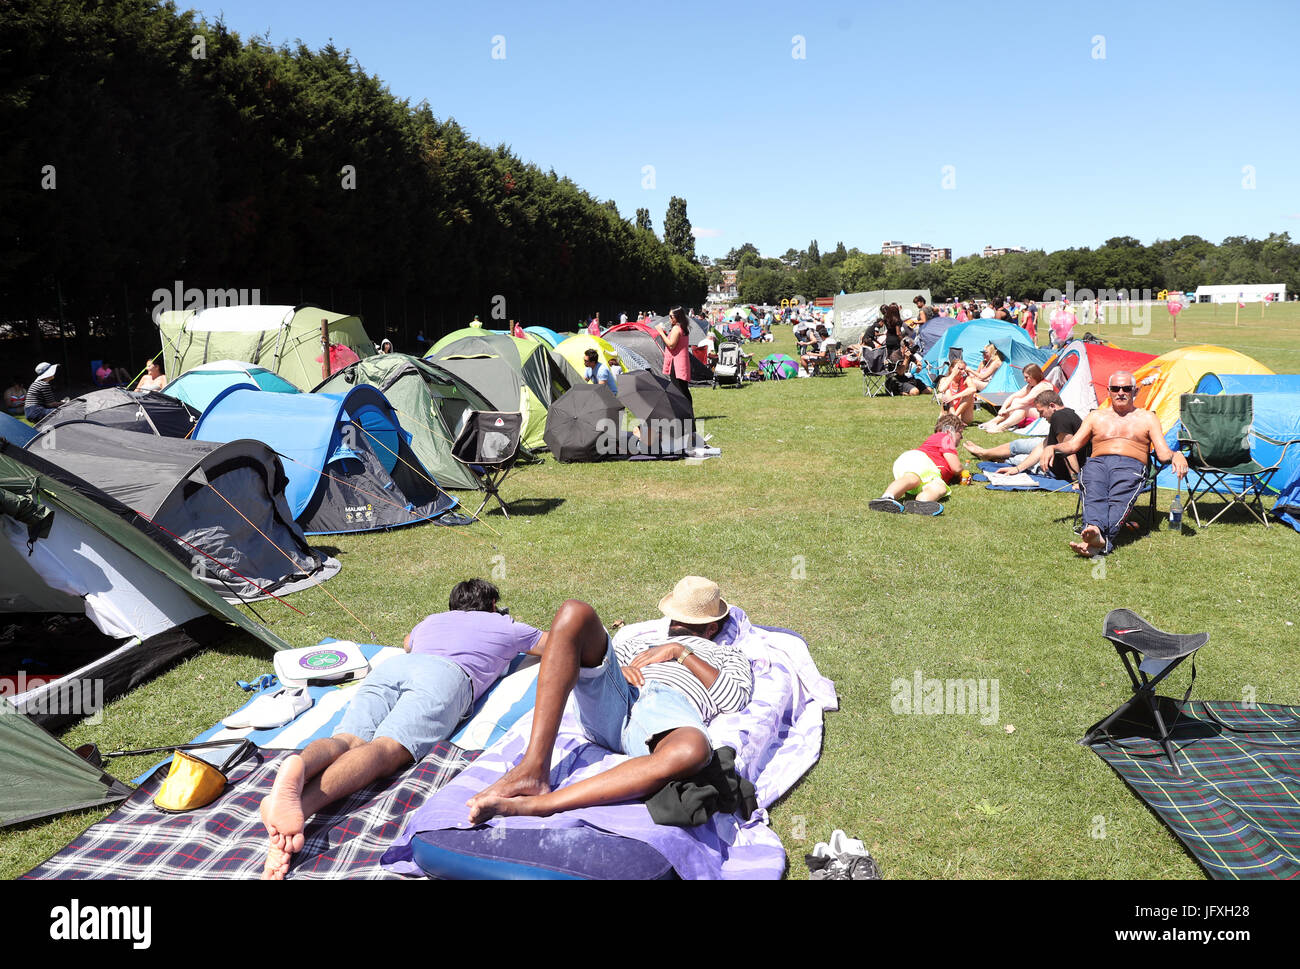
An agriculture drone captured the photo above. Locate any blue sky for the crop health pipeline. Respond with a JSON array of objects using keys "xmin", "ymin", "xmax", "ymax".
[{"xmin": 190, "ymin": 0, "xmax": 1299, "ymax": 260}]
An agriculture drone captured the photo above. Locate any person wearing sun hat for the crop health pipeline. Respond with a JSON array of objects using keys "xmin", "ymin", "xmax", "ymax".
[
  {"xmin": 25, "ymin": 362, "xmax": 67, "ymax": 422},
  {"xmin": 467, "ymin": 576, "xmax": 755, "ymax": 823}
]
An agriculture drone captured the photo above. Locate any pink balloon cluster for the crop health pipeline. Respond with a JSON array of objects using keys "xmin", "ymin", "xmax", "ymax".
[{"xmin": 1166, "ymin": 300, "xmax": 1184, "ymax": 316}]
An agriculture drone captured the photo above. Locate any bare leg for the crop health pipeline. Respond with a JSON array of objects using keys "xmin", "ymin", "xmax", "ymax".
[
  {"xmin": 883, "ymin": 472, "xmax": 921, "ymax": 500},
  {"xmin": 259, "ymin": 734, "xmax": 409, "ymax": 879},
  {"xmin": 468, "ymin": 600, "xmax": 608, "ymax": 813},
  {"xmin": 964, "ymin": 441, "xmax": 1010, "ymax": 461},
  {"xmin": 470, "ymin": 727, "xmax": 711, "ymax": 822},
  {"xmin": 917, "ymin": 481, "xmax": 948, "ymax": 502}
]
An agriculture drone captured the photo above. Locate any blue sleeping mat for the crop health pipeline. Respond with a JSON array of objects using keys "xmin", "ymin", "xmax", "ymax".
[
  {"xmin": 973, "ymin": 461, "xmax": 1076, "ymax": 492},
  {"xmin": 411, "ymin": 826, "xmax": 677, "ymax": 880}
]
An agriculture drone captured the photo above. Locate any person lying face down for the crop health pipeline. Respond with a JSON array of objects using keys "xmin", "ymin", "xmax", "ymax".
[
  {"xmin": 466, "ymin": 576, "xmax": 754, "ymax": 823},
  {"xmin": 257, "ymin": 578, "xmax": 546, "ymax": 878}
]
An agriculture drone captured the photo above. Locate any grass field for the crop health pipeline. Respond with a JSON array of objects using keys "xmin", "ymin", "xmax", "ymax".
[{"xmin": 5, "ymin": 301, "xmax": 1300, "ymax": 880}]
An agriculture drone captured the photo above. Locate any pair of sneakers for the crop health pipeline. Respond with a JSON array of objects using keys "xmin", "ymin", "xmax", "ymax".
[
  {"xmin": 868, "ymin": 497, "xmax": 943, "ymax": 516},
  {"xmin": 805, "ymin": 829, "xmax": 882, "ymax": 880}
]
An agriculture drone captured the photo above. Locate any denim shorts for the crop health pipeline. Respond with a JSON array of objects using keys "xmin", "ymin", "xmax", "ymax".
[
  {"xmin": 574, "ymin": 637, "xmax": 709, "ymax": 757},
  {"xmin": 335, "ymin": 652, "xmax": 473, "ymax": 760}
]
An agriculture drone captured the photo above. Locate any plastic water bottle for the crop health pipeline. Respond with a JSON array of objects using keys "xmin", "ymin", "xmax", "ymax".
[{"xmin": 1169, "ymin": 492, "xmax": 1183, "ymax": 530}]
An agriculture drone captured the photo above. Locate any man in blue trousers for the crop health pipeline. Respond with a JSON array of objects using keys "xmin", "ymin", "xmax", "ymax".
[{"xmin": 1047, "ymin": 371, "xmax": 1188, "ymax": 556}]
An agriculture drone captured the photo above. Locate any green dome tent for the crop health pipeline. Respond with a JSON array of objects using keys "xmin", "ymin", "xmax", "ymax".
[
  {"xmin": 157, "ymin": 304, "xmax": 375, "ymax": 391},
  {"xmin": 314, "ymin": 354, "xmax": 494, "ymax": 492},
  {"xmin": 424, "ymin": 333, "xmax": 573, "ymax": 451}
]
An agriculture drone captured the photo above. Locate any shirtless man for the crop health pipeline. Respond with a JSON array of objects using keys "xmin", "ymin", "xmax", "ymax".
[{"xmin": 1047, "ymin": 371, "xmax": 1187, "ymax": 556}]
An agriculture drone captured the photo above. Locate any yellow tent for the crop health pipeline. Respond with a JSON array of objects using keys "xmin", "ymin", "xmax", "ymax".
[
  {"xmin": 1132, "ymin": 345, "xmax": 1274, "ymax": 432},
  {"xmin": 553, "ymin": 334, "xmax": 620, "ymax": 376}
]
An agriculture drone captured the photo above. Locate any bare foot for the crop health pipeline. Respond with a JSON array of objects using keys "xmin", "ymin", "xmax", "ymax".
[
  {"xmin": 259, "ymin": 754, "xmax": 306, "ymax": 880},
  {"xmin": 1070, "ymin": 525, "xmax": 1105, "ymax": 557},
  {"xmin": 467, "ymin": 793, "xmax": 548, "ymax": 824},
  {"xmin": 467, "ymin": 765, "xmax": 551, "ymax": 823},
  {"xmin": 963, "ymin": 442, "xmax": 987, "ymax": 458}
]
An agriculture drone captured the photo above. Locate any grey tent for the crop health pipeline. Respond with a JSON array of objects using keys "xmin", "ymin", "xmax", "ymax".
[
  {"xmin": 26, "ymin": 422, "xmax": 338, "ymax": 602},
  {"xmin": 831, "ymin": 289, "xmax": 932, "ymax": 348},
  {"xmin": 0, "ymin": 442, "xmax": 289, "ymax": 734},
  {"xmin": 35, "ymin": 387, "xmax": 200, "ymax": 438},
  {"xmin": 424, "ymin": 332, "xmax": 574, "ymax": 451},
  {"xmin": 313, "ymin": 353, "xmax": 493, "ymax": 491}
]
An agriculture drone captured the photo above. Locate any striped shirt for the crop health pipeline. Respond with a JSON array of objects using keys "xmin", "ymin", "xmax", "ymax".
[{"xmin": 612, "ymin": 629, "xmax": 753, "ymax": 723}]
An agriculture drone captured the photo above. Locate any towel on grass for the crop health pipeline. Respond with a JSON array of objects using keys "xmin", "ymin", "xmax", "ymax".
[{"xmin": 380, "ymin": 611, "xmax": 838, "ymax": 880}]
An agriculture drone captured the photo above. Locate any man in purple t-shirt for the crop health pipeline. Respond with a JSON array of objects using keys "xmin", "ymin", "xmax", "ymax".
[{"xmin": 259, "ymin": 578, "xmax": 544, "ymax": 878}]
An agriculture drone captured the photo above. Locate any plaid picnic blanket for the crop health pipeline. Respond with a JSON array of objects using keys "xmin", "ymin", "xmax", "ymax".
[
  {"xmin": 1086, "ymin": 700, "xmax": 1300, "ymax": 880},
  {"xmin": 22, "ymin": 742, "xmax": 477, "ymax": 880}
]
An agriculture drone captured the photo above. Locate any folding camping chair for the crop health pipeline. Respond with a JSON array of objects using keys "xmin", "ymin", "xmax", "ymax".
[
  {"xmin": 713, "ymin": 342, "xmax": 746, "ymax": 388},
  {"xmin": 1080, "ymin": 608, "xmax": 1209, "ymax": 774},
  {"xmin": 1177, "ymin": 393, "xmax": 1300, "ymax": 528},
  {"xmin": 451, "ymin": 411, "xmax": 523, "ymax": 518},
  {"xmin": 860, "ymin": 346, "xmax": 890, "ymax": 397},
  {"xmin": 812, "ymin": 340, "xmax": 842, "ymax": 377},
  {"xmin": 1072, "ymin": 454, "xmax": 1162, "ymax": 533}
]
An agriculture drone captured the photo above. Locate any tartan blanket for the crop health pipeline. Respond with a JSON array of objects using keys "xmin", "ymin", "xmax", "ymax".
[
  {"xmin": 22, "ymin": 742, "xmax": 477, "ymax": 880},
  {"xmin": 1086, "ymin": 700, "xmax": 1300, "ymax": 880}
]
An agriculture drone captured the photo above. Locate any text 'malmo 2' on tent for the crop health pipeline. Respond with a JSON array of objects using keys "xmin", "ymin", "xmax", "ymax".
[
  {"xmin": 195, "ymin": 385, "xmax": 460, "ymax": 534},
  {"xmin": 157, "ymin": 304, "xmax": 375, "ymax": 391}
]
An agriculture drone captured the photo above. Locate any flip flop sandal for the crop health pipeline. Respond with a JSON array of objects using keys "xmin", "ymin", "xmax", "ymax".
[{"xmin": 868, "ymin": 498, "xmax": 904, "ymax": 513}]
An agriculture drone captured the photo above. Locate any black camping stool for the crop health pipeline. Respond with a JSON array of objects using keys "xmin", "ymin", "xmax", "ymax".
[
  {"xmin": 1080, "ymin": 608, "xmax": 1208, "ymax": 774},
  {"xmin": 452, "ymin": 411, "xmax": 523, "ymax": 519}
]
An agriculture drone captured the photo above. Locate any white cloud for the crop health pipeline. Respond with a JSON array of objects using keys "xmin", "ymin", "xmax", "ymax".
[{"xmin": 691, "ymin": 227, "xmax": 723, "ymax": 238}]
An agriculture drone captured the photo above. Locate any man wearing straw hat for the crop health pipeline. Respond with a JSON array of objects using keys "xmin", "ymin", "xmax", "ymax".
[{"xmin": 467, "ymin": 576, "xmax": 754, "ymax": 822}]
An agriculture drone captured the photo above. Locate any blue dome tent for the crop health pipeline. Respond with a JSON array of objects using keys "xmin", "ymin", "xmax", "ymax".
[{"xmin": 194, "ymin": 385, "xmax": 460, "ymax": 534}]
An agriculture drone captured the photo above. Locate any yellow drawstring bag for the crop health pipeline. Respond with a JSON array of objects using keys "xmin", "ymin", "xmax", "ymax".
[{"xmin": 152, "ymin": 740, "xmax": 255, "ymax": 813}]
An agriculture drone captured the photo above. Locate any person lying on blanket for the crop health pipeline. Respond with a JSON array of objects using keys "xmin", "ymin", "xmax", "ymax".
[
  {"xmin": 465, "ymin": 576, "xmax": 753, "ymax": 823},
  {"xmin": 259, "ymin": 578, "xmax": 546, "ymax": 879},
  {"xmin": 1049, "ymin": 370, "xmax": 1187, "ymax": 557},
  {"xmin": 962, "ymin": 390, "xmax": 1089, "ymax": 480}
]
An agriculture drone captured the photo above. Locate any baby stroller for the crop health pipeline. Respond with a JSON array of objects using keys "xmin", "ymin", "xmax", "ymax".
[{"xmin": 713, "ymin": 342, "xmax": 746, "ymax": 388}]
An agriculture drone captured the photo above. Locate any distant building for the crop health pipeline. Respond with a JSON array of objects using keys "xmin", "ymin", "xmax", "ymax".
[
  {"xmin": 1193, "ymin": 283, "xmax": 1287, "ymax": 304},
  {"xmin": 706, "ymin": 268, "xmax": 739, "ymax": 304},
  {"xmin": 881, "ymin": 240, "xmax": 950, "ymax": 266},
  {"xmin": 982, "ymin": 245, "xmax": 1028, "ymax": 258}
]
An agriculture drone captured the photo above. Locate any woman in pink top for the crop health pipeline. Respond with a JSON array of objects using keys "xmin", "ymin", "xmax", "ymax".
[{"xmin": 660, "ymin": 306, "xmax": 693, "ymax": 405}]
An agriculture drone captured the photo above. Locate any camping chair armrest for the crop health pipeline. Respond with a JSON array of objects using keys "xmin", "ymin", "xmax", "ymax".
[{"xmin": 1251, "ymin": 432, "xmax": 1300, "ymax": 453}]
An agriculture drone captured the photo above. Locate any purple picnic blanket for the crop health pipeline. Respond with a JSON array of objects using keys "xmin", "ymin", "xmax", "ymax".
[
  {"xmin": 23, "ymin": 742, "xmax": 476, "ymax": 880},
  {"xmin": 381, "ymin": 610, "xmax": 838, "ymax": 880}
]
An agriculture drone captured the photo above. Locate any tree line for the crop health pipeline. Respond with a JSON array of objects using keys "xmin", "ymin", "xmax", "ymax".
[
  {"xmin": 711, "ymin": 234, "xmax": 1300, "ymax": 305},
  {"xmin": 0, "ymin": 0, "xmax": 706, "ymax": 364}
]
